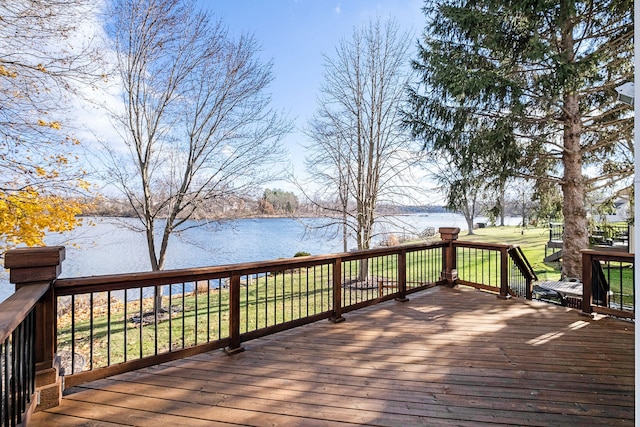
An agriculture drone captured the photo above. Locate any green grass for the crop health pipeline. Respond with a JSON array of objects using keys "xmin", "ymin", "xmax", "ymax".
[{"xmin": 458, "ymin": 226, "xmax": 562, "ymax": 281}]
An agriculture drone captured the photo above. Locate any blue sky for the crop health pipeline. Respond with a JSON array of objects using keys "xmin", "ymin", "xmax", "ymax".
[{"xmin": 199, "ymin": 1, "xmax": 426, "ymax": 187}]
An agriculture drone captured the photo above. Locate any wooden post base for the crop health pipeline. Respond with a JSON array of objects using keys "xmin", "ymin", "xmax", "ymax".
[
  {"xmin": 35, "ymin": 360, "xmax": 62, "ymax": 411},
  {"xmin": 36, "ymin": 378, "xmax": 63, "ymax": 411},
  {"xmin": 224, "ymin": 346, "xmax": 245, "ymax": 356}
]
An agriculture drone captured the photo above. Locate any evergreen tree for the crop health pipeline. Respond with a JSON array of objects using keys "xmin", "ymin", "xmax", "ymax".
[
  {"xmin": 262, "ymin": 189, "xmax": 298, "ymax": 214},
  {"xmin": 405, "ymin": 0, "xmax": 633, "ymax": 278}
]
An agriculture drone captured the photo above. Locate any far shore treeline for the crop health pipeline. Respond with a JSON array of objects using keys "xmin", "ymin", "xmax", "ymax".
[{"xmin": 78, "ymin": 189, "xmax": 519, "ymax": 221}]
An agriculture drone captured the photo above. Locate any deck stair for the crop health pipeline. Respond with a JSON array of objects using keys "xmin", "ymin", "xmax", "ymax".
[
  {"xmin": 545, "ymin": 222, "xmax": 630, "ymax": 263},
  {"xmin": 544, "ymin": 249, "xmax": 562, "ymax": 263}
]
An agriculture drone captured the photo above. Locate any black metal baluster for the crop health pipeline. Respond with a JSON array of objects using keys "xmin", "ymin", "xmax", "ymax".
[
  {"xmin": 71, "ymin": 295, "xmax": 75, "ymax": 374},
  {"xmin": 139, "ymin": 287, "xmax": 143, "ymax": 359},
  {"xmin": 89, "ymin": 293, "xmax": 94, "ymax": 370},
  {"xmin": 123, "ymin": 289, "xmax": 128, "ymax": 362},
  {"xmin": 181, "ymin": 282, "xmax": 185, "ymax": 349},
  {"xmin": 107, "ymin": 290, "xmax": 111, "ymax": 366}
]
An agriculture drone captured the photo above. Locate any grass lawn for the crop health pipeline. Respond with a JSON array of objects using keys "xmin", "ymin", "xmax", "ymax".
[{"xmin": 457, "ymin": 225, "xmax": 562, "ymax": 281}]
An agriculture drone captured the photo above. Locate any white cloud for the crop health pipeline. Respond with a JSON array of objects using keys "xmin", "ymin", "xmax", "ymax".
[{"xmin": 335, "ymin": 3, "xmax": 341, "ymax": 14}]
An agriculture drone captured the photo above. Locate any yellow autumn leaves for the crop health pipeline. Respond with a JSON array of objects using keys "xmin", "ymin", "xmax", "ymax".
[
  {"xmin": 0, "ymin": 189, "xmax": 85, "ymax": 247},
  {"xmin": 38, "ymin": 119, "xmax": 62, "ymax": 130},
  {"xmin": 0, "ymin": 113, "xmax": 89, "ymax": 248},
  {"xmin": 0, "ymin": 64, "xmax": 17, "ymax": 78},
  {"xmin": 0, "ymin": 15, "xmax": 94, "ymax": 250}
]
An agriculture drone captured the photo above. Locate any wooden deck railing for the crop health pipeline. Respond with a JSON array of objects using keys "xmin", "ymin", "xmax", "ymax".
[
  {"xmin": 0, "ymin": 284, "xmax": 47, "ymax": 427},
  {"xmin": 507, "ymin": 245, "xmax": 538, "ymax": 299},
  {"xmin": 581, "ymin": 250, "xmax": 635, "ymax": 319},
  {"xmin": 50, "ymin": 240, "xmax": 452, "ymax": 388},
  {"xmin": 1, "ymin": 247, "xmax": 65, "ymax": 427},
  {"xmin": 0, "ymin": 227, "xmax": 544, "ymax": 421},
  {"xmin": 453, "ymin": 240, "xmax": 537, "ymax": 299}
]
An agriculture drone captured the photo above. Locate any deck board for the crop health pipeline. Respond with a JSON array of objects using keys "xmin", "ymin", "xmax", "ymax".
[{"xmin": 31, "ymin": 286, "xmax": 634, "ymax": 426}]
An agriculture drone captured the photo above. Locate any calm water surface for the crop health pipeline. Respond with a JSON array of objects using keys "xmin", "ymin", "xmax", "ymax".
[{"xmin": 0, "ymin": 213, "xmax": 520, "ymax": 302}]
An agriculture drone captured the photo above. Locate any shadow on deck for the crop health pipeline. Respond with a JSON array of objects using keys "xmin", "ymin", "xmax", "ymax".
[{"xmin": 31, "ymin": 286, "xmax": 634, "ymax": 426}]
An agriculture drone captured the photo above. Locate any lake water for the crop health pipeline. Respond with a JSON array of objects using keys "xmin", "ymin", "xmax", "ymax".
[{"xmin": 0, "ymin": 213, "xmax": 521, "ymax": 302}]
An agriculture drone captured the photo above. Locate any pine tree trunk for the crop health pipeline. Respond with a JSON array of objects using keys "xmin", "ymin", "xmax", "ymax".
[
  {"xmin": 559, "ymin": 0, "xmax": 588, "ymax": 280},
  {"xmin": 561, "ymin": 95, "xmax": 588, "ymax": 279}
]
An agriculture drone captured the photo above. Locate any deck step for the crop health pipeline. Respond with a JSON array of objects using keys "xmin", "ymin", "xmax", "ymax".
[{"xmin": 544, "ymin": 249, "xmax": 562, "ymax": 262}]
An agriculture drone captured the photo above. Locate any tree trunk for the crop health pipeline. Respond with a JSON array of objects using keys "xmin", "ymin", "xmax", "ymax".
[
  {"xmin": 559, "ymin": 0, "xmax": 588, "ymax": 280},
  {"xmin": 561, "ymin": 99, "xmax": 588, "ymax": 279},
  {"xmin": 358, "ymin": 258, "xmax": 369, "ymax": 283},
  {"xmin": 521, "ymin": 190, "xmax": 526, "ymax": 228},
  {"xmin": 342, "ymin": 209, "xmax": 348, "ymax": 253},
  {"xmin": 145, "ymin": 226, "xmax": 159, "ymax": 270},
  {"xmin": 499, "ymin": 191, "xmax": 505, "ymax": 227},
  {"xmin": 465, "ymin": 215, "xmax": 474, "ymax": 235},
  {"xmin": 462, "ymin": 194, "xmax": 476, "ymax": 235}
]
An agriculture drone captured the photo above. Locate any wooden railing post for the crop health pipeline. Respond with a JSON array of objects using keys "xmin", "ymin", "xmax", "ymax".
[
  {"xmin": 439, "ymin": 227, "xmax": 459, "ymax": 287},
  {"xmin": 330, "ymin": 258, "xmax": 345, "ymax": 323},
  {"xmin": 4, "ymin": 246, "xmax": 65, "ymax": 411},
  {"xmin": 498, "ymin": 248, "xmax": 510, "ymax": 300},
  {"xmin": 581, "ymin": 251, "xmax": 594, "ymax": 316},
  {"xmin": 395, "ymin": 249, "xmax": 409, "ymax": 302},
  {"xmin": 225, "ymin": 273, "xmax": 245, "ymax": 355}
]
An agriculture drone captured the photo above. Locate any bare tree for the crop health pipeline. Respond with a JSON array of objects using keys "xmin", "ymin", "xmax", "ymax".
[
  {"xmin": 302, "ymin": 18, "xmax": 422, "ymax": 254},
  {"xmin": 103, "ymin": 0, "xmax": 290, "ymax": 274},
  {"xmin": 0, "ymin": 0, "xmax": 103, "ymax": 247},
  {"xmin": 422, "ymin": 150, "xmax": 483, "ymax": 235},
  {"xmin": 303, "ymin": 120, "xmax": 353, "ymax": 252}
]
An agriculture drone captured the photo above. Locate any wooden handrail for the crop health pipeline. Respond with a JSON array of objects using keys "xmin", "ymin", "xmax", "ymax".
[
  {"xmin": 580, "ymin": 250, "xmax": 634, "ymax": 261},
  {"xmin": 3, "ymin": 246, "xmax": 66, "ymax": 414},
  {"xmin": 0, "ymin": 282, "xmax": 53, "ymax": 426},
  {"xmin": 42, "ymin": 240, "xmax": 452, "ymax": 387},
  {"xmin": 453, "ymin": 241, "xmax": 536, "ymax": 299},
  {"xmin": 453, "ymin": 240, "xmax": 514, "ymax": 250},
  {"xmin": 509, "ymin": 245, "xmax": 538, "ymax": 282},
  {"xmin": 0, "ymin": 282, "xmax": 49, "ymax": 344},
  {"xmin": 54, "ymin": 241, "xmax": 448, "ymax": 294}
]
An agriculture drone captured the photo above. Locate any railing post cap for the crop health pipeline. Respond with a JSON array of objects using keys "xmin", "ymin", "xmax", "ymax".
[
  {"xmin": 4, "ymin": 246, "xmax": 66, "ymax": 284},
  {"xmin": 439, "ymin": 227, "xmax": 460, "ymax": 241},
  {"xmin": 5, "ymin": 246, "xmax": 66, "ymax": 268}
]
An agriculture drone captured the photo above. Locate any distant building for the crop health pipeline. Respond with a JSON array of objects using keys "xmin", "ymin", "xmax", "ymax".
[{"xmin": 591, "ymin": 196, "xmax": 631, "ymax": 223}]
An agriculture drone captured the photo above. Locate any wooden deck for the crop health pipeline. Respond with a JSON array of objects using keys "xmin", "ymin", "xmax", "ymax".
[{"xmin": 31, "ymin": 286, "xmax": 634, "ymax": 426}]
